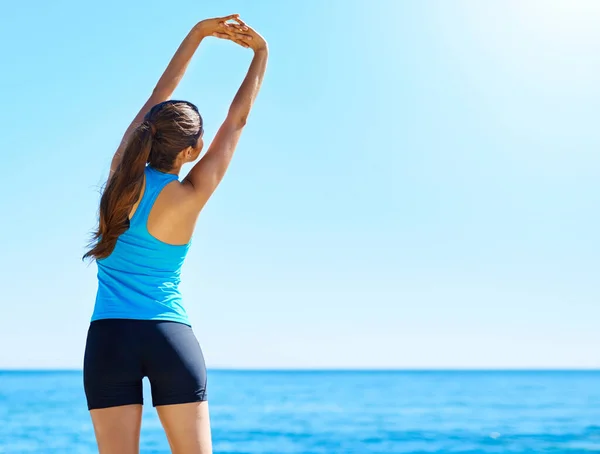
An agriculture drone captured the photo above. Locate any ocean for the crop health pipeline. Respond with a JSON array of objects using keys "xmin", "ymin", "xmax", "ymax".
[{"xmin": 0, "ymin": 370, "xmax": 599, "ymax": 453}]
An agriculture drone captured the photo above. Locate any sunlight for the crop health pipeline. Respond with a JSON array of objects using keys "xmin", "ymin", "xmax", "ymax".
[
  {"xmin": 452, "ymin": 0, "xmax": 600, "ymax": 85},
  {"xmin": 509, "ymin": 0, "xmax": 600, "ymax": 40}
]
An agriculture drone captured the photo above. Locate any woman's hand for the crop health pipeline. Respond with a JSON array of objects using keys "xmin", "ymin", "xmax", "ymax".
[
  {"xmin": 232, "ymin": 18, "xmax": 267, "ymax": 52},
  {"xmin": 207, "ymin": 16, "xmax": 268, "ymax": 52},
  {"xmin": 195, "ymin": 14, "xmax": 247, "ymax": 41},
  {"xmin": 224, "ymin": 17, "xmax": 267, "ymax": 52}
]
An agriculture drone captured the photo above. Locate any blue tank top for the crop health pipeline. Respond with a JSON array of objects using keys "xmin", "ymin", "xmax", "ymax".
[{"xmin": 91, "ymin": 166, "xmax": 192, "ymax": 325}]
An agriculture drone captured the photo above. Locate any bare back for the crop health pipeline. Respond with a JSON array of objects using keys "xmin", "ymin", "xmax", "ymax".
[{"xmin": 129, "ymin": 176, "xmax": 201, "ymax": 246}]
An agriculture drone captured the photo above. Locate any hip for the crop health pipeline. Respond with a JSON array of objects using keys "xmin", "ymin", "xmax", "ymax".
[{"xmin": 83, "ymin": 318, "xmax": 207, "ymax": 409}]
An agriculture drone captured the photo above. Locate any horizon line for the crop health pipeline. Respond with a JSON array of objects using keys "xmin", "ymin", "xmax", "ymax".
[{"xmin": 1, "ymin": 367, "xmax": 600, "ymax": 372}]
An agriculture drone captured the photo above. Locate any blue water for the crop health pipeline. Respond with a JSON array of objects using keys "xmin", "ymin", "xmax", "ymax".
[{"xmin": 1, "ymin": 371, "xmax": 600, "ymax": 453}]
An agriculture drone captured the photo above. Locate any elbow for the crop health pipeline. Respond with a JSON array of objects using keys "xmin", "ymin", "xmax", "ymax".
[{"xmin": 227, "ymin": 111, "xmax": 248, "ymax": 129}]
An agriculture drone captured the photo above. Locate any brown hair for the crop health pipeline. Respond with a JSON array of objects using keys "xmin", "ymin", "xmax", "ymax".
[{"xmin": 84, "ymin": 100, "xmax": 202, "ymax": 261}]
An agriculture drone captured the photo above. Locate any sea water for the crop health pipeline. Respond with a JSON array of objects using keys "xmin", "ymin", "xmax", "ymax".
[{"xmin": 1, "ymin": 370, "xmax": 599, "ymax": 453}]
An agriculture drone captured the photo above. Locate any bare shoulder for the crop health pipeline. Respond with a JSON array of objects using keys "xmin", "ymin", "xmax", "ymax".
[{"xmin": 158, "ymin": 180, "xmax": 199, "ymax": 214}]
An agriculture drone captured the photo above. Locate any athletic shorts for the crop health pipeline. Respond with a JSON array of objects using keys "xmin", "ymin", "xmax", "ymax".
[{"xmin": 83, "ymin": 319, "xmax": 207, "ymax": 410}]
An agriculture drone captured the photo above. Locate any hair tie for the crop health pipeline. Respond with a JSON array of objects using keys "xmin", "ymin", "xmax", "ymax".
[{"xmin": 143, "ymin": 120, "xmax": 157, "ymax": 137}]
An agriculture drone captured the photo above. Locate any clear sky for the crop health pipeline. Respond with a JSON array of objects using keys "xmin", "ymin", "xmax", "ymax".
[{"xmin": 0, "ymin": 0, "xmax": 598, "ymax": 369}]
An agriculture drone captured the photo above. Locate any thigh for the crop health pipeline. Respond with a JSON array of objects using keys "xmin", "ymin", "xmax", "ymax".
[
  {"xmin": 156, "ymin": 401, "xmax": 212, "ymax": 454},
  {"xmin": 144, "ymin": 321, "xmax": 208, "ymax": 407},
  {"xmin": 84, "ymin": 320, "xmax": 145, "ymax": 454},
  {"xmin": 90, "ymin": 405, "xmax": 143, "ymax": 454},
  {"xmin": 83, "ymin": 320, "xmax": 145, "ymax": 410}
]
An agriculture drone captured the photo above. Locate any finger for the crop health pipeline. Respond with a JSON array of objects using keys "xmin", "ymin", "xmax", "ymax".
[
  {"xmin": 232, "ymin": 17, "xmax": 249, "ymax": 30},
  {"xmin": 212, "ymin": 32, "xmax": 249, "ymax": 48},
  {"xmin": 220, "ymin": 22, "xmax": 246, "ymax": 33},
  {"xmin": 221, "ymin": 19, "xmax": 247, "ymax": 32},
  {"xmin": 234, "ymin": 39, "xmax": 250, "ymax": 48},
  {"xmin": 220, "ymin": 14, "xmax": 240, "ymax": 21},
  {"xmin": 230, "ymin": 23, "xmax": 249, "ymax": 31},
  {"xmin": 218, "ymin": 26, "xmax": 253, "ymax": 41},
  {"xmin": 219, "ymin": 22, "xmax": 245, "ymax": 32},
  {"xmin": 232, "ymin": 32, "xmax": 253, "ymax": 41},
  {"xmin": 211, "ymin": 31, "xmax": 248, "ymax": 47}
]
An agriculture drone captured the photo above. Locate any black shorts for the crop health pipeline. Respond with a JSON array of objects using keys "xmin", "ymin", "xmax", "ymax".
[{"xmin": 83, "ymin": 319, "xmax": 207, "ymax": 410}]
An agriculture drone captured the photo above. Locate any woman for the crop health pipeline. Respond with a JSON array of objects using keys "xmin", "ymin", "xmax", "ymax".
[{"xmin": 82, "ymin": 14, "xmax": 267, "ymax": 454}]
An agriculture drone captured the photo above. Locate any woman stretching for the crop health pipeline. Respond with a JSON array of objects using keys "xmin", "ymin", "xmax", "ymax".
[{"xmin": 82, "ymin": 14, "xmax": 267, "ymax": 454}]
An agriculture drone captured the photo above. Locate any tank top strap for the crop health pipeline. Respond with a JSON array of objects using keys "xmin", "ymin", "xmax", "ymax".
[{"xmin": 129, "ymin": 166, "xmax": 179, "ymax": 229}]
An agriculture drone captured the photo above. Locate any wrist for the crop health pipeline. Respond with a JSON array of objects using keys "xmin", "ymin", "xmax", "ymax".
[
  {"xmin": 193, "ymin": 21, "xmax": 209, "ymax": 39},
  {"xmin": 253, "ymin": 44, "xmax": 268, "ymax": 55}
]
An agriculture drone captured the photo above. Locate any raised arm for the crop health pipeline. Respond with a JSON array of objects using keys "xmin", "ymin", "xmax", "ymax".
[
  {"xmin": 183, "ymin": 20, "xmax": 268, "ymax": 207},
  {"xmin": 109, "ymin": 14, "xmax": 244, "ymax": 179}
]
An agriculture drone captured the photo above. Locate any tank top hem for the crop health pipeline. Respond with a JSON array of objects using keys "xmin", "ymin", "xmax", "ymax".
[{"xmin": 90, "ymin": 312, "xmax": 191, "ymax": 327}]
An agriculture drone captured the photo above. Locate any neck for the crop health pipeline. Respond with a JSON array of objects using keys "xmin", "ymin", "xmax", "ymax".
[
  {"xmin": 166, "ymin": 165, "xmax": 181, "ymax": 176},
  {"xmin": 149, "ymin": 163, "xmax": 181, "ymax": 176}
]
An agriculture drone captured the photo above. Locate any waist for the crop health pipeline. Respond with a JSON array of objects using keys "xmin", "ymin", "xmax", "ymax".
[{"xmin": 92, "ymin": 266, "xmax": 189, "ymax": 324}]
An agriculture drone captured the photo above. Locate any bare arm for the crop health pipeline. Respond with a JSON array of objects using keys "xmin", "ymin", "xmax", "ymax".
[
  {"xmin": 184, "ymin": 20, "xmax": 268, "ymax": 207},
  {"xmin": 109, "ymin": 14, "xmax": 242, "ymax": 179}
]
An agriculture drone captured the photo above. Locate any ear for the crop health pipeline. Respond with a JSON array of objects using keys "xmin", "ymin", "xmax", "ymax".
[{"xmin": 185, "ymin": 146, "xmax": 194, "ymax": 159}]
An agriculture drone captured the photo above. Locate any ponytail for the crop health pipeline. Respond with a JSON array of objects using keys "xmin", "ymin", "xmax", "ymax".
[{"xmin": 84, "ymin": 122, "xmax": 154, "ymax": 261}]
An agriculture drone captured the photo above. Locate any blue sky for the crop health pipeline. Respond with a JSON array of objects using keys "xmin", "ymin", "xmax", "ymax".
[{"xmin": 0, "ymin": 0, "xmax": 598, "ymax": 369}]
